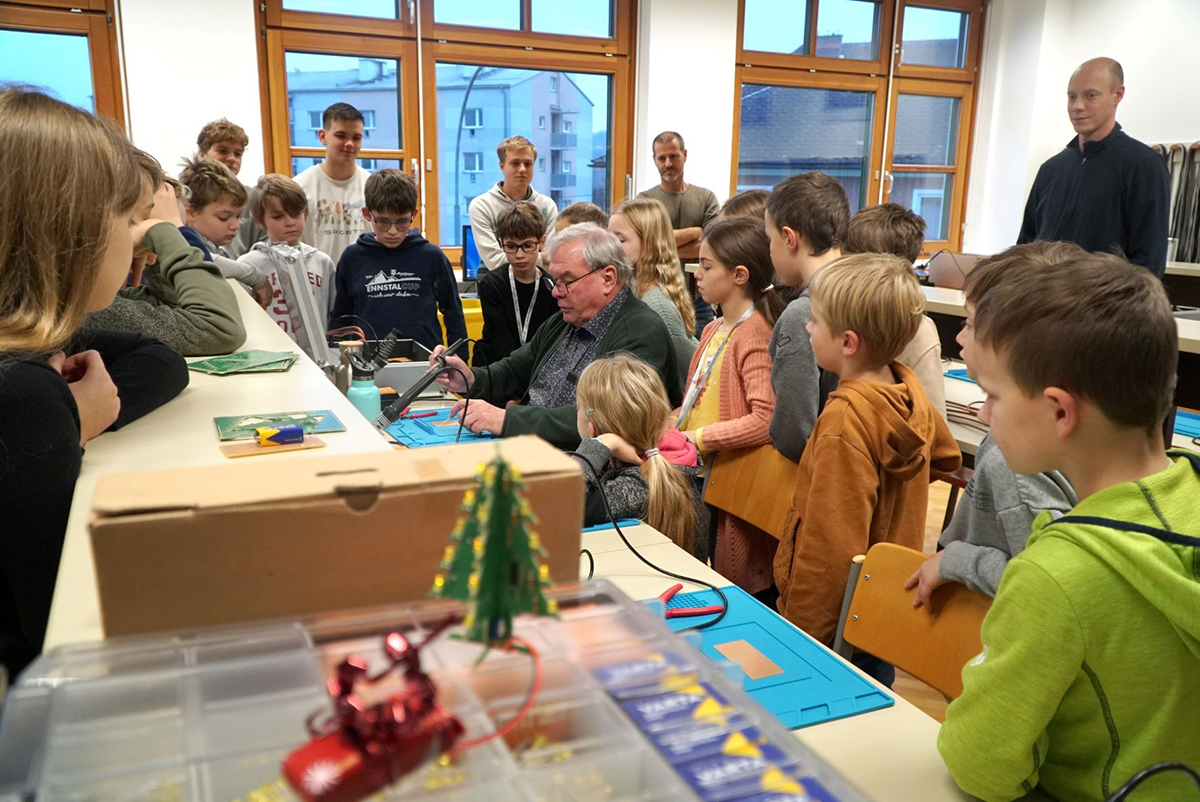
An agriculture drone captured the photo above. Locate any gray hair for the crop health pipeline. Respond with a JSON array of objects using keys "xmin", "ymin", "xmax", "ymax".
[{"xmin": 546, "ymin": 223, "xmax": 633, "ymax": 287}]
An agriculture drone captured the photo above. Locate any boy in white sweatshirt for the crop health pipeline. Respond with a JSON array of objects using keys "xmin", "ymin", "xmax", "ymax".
[{"xmin": 237, "ymin": 174, "xmax": 337, "ymax": 366}]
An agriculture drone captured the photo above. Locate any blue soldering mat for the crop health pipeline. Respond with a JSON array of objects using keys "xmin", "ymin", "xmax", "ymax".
[
  {"xmin": 385, "ymin": 408, "xmax": 497, "ymax": 448},
  {"xmin": 944, "ymin": 367, "xmax": 977, "ymax": 385},
  {"xmin": 1175, "ymin": 409, "xmax": 1200, "ymax": 439},
  {"xmin": 657, "ymin": 585, "xmax": 893, "ymax": 729}
]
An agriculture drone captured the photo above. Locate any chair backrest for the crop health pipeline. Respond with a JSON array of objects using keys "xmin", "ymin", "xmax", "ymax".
[
  {"xmin": 461, "ymin": 225, "xmax": 482, "ymax": 280},
  {"xmin": 927, "ymin": 251, "xmax": 983, "ymax": 290},
  {"xmin": 704, "ymin": 445, "xmax": 798, "ymax": 540},
  {"xmin": 841, "ymin": 543, "xmax": 992, "ymax": 699}
]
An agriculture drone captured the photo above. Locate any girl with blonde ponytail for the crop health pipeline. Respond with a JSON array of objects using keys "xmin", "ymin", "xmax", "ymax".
[
  {"xmin": 573, "ymin": 354, "xmax": 701, "ymax": 554},
  {"xmin": 609, "ymin": 199, "xmax": 697, "ymax": 387}
]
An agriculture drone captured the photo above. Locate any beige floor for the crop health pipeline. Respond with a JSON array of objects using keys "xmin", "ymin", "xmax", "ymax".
[{"xmin": 891, "ymin": 480, "xmax": 954, "ymax": 723}]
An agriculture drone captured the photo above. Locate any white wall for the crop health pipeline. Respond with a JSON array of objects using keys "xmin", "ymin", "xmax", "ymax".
[
  {"xmin": 632, "ymin": 0, "xmax": 739, "ymax": 204},
  {"xmin": 118, "ymin": 0, "xmax": 266, "ymax": 180},
  {"xmin": 964, "ymin": 0, "xmax": 1200, "ymax": 254}
]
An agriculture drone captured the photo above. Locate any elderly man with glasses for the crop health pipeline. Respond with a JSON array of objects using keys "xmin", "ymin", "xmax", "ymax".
[{"xmin": 431, "ymin": 223, "xmax": 682, "ymax": 449}]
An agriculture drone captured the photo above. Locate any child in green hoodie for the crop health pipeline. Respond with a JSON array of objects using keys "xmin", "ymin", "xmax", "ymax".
[{"xmin": 937, "ymin": 252, "xmax": 1200, "ymax": 801}]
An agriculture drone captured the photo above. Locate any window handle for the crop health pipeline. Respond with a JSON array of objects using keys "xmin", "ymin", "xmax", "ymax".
[{"xmin": 883, "ymin": 170, "xmax": 894, "ymax": 195}]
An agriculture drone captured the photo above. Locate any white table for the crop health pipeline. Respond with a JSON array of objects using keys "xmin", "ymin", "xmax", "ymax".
[
  {"xmin": 921, "ymin": 286, "xmax": 1200, "ymax": 356},
  {"xmin": 581, "ymin": 523, "xmax": 971, "ymax": 802},
  {"xmin": 43, "ymin": 282, "xmax": 394, "ymax": 651}
]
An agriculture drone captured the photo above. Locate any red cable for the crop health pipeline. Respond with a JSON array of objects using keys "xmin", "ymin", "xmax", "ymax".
[{"xmin": 454, "ymin": 636, "xmax": 543, "ymax": 750}]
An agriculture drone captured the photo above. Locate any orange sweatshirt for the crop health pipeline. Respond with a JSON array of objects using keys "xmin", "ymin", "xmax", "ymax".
[{"xmin": 773, "ymin": 362, "xmax": 962, "ymax": 645}]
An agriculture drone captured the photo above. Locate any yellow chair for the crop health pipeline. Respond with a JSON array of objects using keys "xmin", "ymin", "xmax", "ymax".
[
  {"xmin": 439, "ymin": 298, "xmax": 483, "ymax": 363},
  {"xmin": 704, "ymin": 445, "xmax": 798, "ymax": 539},
  {"xmin": 834, "ymin": 543, "xmax": 992, "ymax": 699}
]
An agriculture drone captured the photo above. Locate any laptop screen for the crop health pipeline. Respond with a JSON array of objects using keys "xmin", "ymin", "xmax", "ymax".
[{"xmin": 462, "ymin": 225, "xmax": 482, "ymax": 280}]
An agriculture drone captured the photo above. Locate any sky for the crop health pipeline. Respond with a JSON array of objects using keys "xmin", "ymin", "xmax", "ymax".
[
  {"xmin": 284, "ymin": 0, "xmax": 612, "ymax": 38},
  {"xmin": 0, "ymin": 29, "xmax": 95, "ymax": 112}
]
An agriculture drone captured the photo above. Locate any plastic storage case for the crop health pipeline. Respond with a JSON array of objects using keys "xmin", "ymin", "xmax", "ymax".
[{"xmin": 0, "ymin": 580, "xmax": 869, "ymax": 802}]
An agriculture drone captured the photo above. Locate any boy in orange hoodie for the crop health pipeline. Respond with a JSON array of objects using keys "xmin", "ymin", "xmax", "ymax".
[{"xmin": 774, "ymin": 253, "xmax": 961, "ymax": 667}]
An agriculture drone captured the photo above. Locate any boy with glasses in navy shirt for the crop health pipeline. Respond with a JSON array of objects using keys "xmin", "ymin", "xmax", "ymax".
[{"xmin": 330, "ymin": 169, "xmax": 466, "ymax": 351}]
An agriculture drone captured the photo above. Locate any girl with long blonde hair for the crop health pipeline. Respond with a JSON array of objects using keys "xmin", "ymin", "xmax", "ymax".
[
  {"xmin": 573, "ymin": 354, "xmax": 700, "ymax": 553},
  {"xmin": 609, "ymin": 198, "xmax": 697, "ymax": 387},
  {"xmin": 0, "ymin": 88, "xmax": 189, "ymax": 676}
]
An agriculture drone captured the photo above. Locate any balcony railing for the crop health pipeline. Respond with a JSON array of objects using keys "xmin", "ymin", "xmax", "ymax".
[{"xmin": 550, "ymin": 132, "xmax": 578, "ymax": 149}]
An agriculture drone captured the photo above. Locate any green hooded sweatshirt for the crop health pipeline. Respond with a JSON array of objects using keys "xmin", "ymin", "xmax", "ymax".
[{"xmin": 938, "ymin": 450, "xmax": 1200, "ymax": 802}]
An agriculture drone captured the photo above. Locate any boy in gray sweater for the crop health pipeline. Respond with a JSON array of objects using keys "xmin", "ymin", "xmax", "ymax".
[
  {"xmin": 763, "ymin": 173, "xmax": 850, "ymax": 462},
  {"xmin": 905, "ymin": 242, "xmax": 1084, "ymax": 605}
]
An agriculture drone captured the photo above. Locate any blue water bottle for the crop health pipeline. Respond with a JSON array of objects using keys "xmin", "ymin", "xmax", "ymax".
[{"xmin": 347, "ymin": 361, "xmax": 381, "ymax": 421}]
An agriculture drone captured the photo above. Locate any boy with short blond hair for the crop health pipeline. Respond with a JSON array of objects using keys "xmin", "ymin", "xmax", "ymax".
[
  {"xmin": 196, "ymin": 117, "xmax": 267, "ymax": 258},
  {"xmin": 237, "ymin": 173, "xmax": 337, "ymax": 365},
  {"xmin": 773, "ymin": 253, "xmax": 961, "ymax": 654},
  {"xmin": 474, "ymin": 201, "xmax": 559, "ymax": 366},
  {"xmin": 469, "ymin": 135, "xmax": 558, "ymax": 271},
  {"xmin": 843, "ymin": 202, "xmax": 946, "ymax": 419},
  {"xmin": 331, "ymin": 169, "xmax": 466, "ymax": 351},
  {"xmin": 764, "ymin": 172, "xmax": 851, "ymax": 462},
  {"xmin": 179, "ymin": 156, "xmax": 272, "ymax": 307},
  {"xmin": 295, "ymin": 102, "xmax": 371, "ymax": 265},
  {"xmin": 938, "ymin": 253, "xmax": 1200, "ymax": 802}
]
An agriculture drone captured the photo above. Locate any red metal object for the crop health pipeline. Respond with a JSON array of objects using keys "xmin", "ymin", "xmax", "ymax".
[
  {"xmin": 282, "ymin": 623, "xmax": 464, "ymax": 802},
  {"xmin": 658, "ymin": 583, "xmax": 724, "ymax": 619}
]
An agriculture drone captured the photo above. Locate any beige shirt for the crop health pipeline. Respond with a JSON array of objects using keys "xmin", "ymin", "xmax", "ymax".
[{"xmin": 897, "ymin": 314, "xmax": 946, "ymax": 421}]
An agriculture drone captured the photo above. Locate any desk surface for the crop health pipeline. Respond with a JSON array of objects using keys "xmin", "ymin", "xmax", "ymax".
[
  {"xmin": 922, "ymin": 286, "xmax": 1200, "ymax": 355},
  {"xmin": 1167, "ymin": 261, "xmax": 1200, "ymax": 278},
  {"xmin": 43, "ymin": 283, "xmax": 394, "ymax": 651},
  {"xmin": 581, "ymin": 524, "xmax": 970, "ymax": 802}
]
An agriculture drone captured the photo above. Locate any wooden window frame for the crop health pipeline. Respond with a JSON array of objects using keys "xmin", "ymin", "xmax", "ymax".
[
  {"xmin": 419, "ymin": 0, "xmax": 632, "ymax": 57},
  {"xmin": 736, "ymin": 0, "xmax": 897, "ymax": 77},
  {"xmin": 424, "ymin": 40, "xmax": 633, "ymax": 264},
  {"xmin": 884, "ymin": 77, "xmax": 974, "ymax": 252},
  {"xmin": 0, "ymin": 1, "xmax": 124, "ymax": 126},
  {"xmin": 730, "ymin": 66, "xmax": 888, "ymax": 207},
  {"xmin": 261, "ymin": 0, "xmax": 636, "ymax": 263},
  {"xmin": 894, "ymin": 0, "xmax": 983, "ymax": 83},
  {"xmin": 264, "ymin": 29, "xmax": 422, "ymax": 180}
]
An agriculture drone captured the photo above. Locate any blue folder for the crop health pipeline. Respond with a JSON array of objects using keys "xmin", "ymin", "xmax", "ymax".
[
  {"xmin": 943, "ymin": 368, "xmax": 977, "ymax": 385},
  {"xmin": 385, "ymin": 408, "xmax": 497, "ymax": 448},
  {"xmin": 656, "ymin": 586, "xmax": 893, "ymax": 729},
  {"xmin": 1175, "ymin": 409, "xmax": 1200, "ymax": 439}
]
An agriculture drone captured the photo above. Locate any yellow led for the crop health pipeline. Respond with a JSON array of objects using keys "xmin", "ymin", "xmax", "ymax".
[
  {"xmin": 529, "ymin": 533, "xmax": 541, "ymax": 550},
  {"xmin": 443, "ymin": 545, "xmax": 456, "ymax": 562},
  {"xmin": 468, "ymin": 573, "xmax": 479, "ymax": 588},
  {"xmin": 546, "ymin": 598, "xmax": 559, "ymax": 615},
  {"xmin": 433, "ymin": 574, "xmax": 445, "ymax": 588},
  {"xmin": 473, "ymin": 538, "xmax": 483, "ymax": 552},
  {"xmin": 538, "ymin": 564, "xmax": 550, "ymax": 579}
]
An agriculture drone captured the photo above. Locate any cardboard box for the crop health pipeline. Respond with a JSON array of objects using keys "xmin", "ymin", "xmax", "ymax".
[{"xmin": 89, "ymin": 436, "xmax": 583, "ymax": 637}]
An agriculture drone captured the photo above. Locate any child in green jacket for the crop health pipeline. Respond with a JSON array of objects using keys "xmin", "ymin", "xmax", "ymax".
[{"xmin": 937, "ymin": 252, "xmax": 1200, "ymax": 801}]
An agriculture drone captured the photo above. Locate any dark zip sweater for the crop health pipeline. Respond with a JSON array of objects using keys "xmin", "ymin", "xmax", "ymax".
[
  {"xmin": 330, "ymin": 230, "xmax": 467, "ymax": 350},
  {"xmin": 1018, "ymin": 123, "xmax": 1170, "ymax": 276}
]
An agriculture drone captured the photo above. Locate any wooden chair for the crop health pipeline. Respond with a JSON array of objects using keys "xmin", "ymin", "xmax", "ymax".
[
  {"xmin": 832, "ymin": 543, "xmax": 992, "ymax": 699},
  {"xmin": 703, "ymin": 445, "xmax": 798, "ymax": 540},
  {"xmin": 939, "ymin": 466, "xmax": 974, "ymax": 532}
]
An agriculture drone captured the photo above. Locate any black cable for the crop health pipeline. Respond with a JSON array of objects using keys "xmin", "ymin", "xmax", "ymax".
[
  {"xmin": 567, "ymin": 451, "xmax": 729, "ymax": 631},
  {"xmin": 1106, "ymin": 762, "xmax": 1200, "ymax": 801},
  {"xmin": 581, "ymin": 548, "xmax": 595, "ymax": 580}
]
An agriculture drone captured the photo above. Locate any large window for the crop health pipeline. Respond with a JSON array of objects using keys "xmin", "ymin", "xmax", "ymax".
[
  {"xmin": 0, "ymin": 1, "xmax": 124, "ymax": 124},
  {"xmin": 734, "ymin": 0, "xmax": 983, "ymax": 252},
  {"xmin": 435, "ymin": 63, "xmax": 611, "ymax": 246},
  {"xmin": 263, "ymin": 0, "xmax": 633, "ymax": 261}
]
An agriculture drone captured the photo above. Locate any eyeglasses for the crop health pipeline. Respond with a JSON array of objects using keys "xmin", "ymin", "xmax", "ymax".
[
  {"xmin": 370, "ymin": 215, "xmax": 414, "ymax": 233},
  {"xmin": 551, "ymin": 266, "xmax": 606, "ymax": 296},
  {"xmin": 501, "ymin": 240, "xmax": 540, "ymax": 254}
]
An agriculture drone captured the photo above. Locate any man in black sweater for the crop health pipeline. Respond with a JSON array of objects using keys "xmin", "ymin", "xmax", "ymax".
[{"xmin": 1018, "ymin": 57, "xmax": 1170, "ymax": 276}]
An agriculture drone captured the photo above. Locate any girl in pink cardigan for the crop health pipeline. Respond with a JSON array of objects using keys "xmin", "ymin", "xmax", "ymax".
[{"xmin": 676, "ymin": 217, "xmax": 786, "ymax": 596}]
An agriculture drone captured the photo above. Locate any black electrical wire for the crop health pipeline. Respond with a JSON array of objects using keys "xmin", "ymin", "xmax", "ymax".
[
  {"xmin": 331, "ymin": 313, "xmax": 379, "ymax": 343},
  {"xmin": 567, "ymin": 452, "xmax": 729, "ymax": 631},
  {"xmin": 1106, "ymin": 762, "xmax": 1200, "ymax": 801},
  {"xmin": 581, "ymin": 548, "xmax": 595, "ymax": 580}
]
